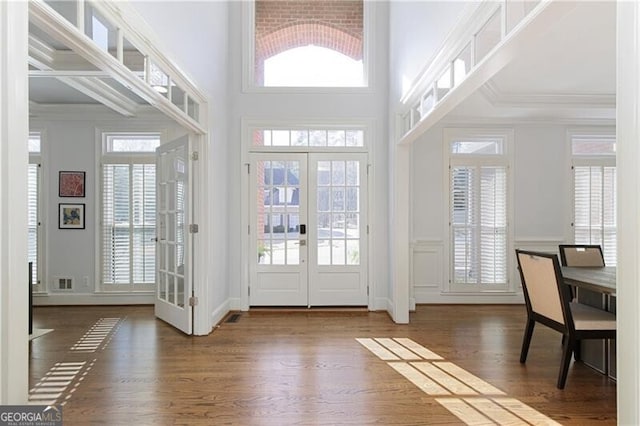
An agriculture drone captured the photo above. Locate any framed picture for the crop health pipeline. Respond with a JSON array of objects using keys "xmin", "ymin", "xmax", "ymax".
[
  {"xmin": 59, "ymin": 171, "xmax": 85, "ymax": 197},
  {"xmin": 59, "ymin": 203, "xmax": 85, "ymax": 229}
]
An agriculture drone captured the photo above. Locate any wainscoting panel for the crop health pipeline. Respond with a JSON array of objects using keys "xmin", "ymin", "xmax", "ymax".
[
  {"xmin": 410, "ymin": 238, "xmax": 564, "ymax": 305},
  {"xmin": 411, "ymin": 241, "xmax": 444, "ymax": 305}
]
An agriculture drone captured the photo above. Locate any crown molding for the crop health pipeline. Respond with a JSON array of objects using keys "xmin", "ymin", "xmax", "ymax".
[
  {"xmin": 437, "ymin": 114, "xmax": 616, "ymax": 128},
  {"xmin": 481, "ymin": 80, "xmax": 616, "ymax": 109}
]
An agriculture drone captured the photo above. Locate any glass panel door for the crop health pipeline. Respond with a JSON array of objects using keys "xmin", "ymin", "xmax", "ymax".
[
  {"xmin": 155, "ymin": 135, "xmax": 192, "ymax": 334},
  {"xmin": 250, "ymin": 153, "xmax": 308, "ymax": 306}
]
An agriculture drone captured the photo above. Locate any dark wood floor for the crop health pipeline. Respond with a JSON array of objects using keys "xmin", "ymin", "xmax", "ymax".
[{"xmin": 30, "ymin": 305, "xmax": 616, "ymax": 425}]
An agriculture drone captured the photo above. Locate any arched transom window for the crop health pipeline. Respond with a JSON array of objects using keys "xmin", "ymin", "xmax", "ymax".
[{"xmin": 254, "ymin": 0, "xmax": 364, "ymax": 87}]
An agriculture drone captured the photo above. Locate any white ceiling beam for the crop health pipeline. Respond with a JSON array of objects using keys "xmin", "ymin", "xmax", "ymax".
[
  {"xmin": 56, "ymin": 77, "xmax": 139, "ymax": 117},
  {"xmin": 29, "ymin": 70, "xmax": 112, "ymax": 78}
]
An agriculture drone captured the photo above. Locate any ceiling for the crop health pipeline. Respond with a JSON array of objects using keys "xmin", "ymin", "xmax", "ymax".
[
  {"xmin": 28, "ymin": 1, "xmax": 617, "ymax": 124},
  {"xmin": 447, "ymin": 1, "xmax": 616, "ymax": 122}
]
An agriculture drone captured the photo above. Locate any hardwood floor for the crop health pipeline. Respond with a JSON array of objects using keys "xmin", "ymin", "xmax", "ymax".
[{"xmin": 29, "ymin": 305, "xmax": 616, "ymax": 425}]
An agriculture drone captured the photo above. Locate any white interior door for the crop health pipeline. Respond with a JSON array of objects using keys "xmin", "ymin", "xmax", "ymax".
[
  {"xmin": 155, "ymin": 135, "xmax": 192, "ymax": 334},
  {"xmin": 249, "ymin": 152, "xmax": 368, "ymax": 307}
]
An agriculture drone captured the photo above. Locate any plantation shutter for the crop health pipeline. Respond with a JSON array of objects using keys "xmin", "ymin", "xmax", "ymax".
[
  {"xmin": 102, "ymin": 163, "xmax": 156, "ymax": 285},
  {"xmin": 27, "ymin": 163, "xmax": 39, "ymax": 285},
  {"xmin": 132, "ymin": 164, "xmax": 156, "ymax": 283},
  {"xmin": 573, "ymin": 165, "xmax": 617, "ymax": 265},
  {"xmin": 451, "ymin": 165, "xmax": 507, "ymax": 285}
]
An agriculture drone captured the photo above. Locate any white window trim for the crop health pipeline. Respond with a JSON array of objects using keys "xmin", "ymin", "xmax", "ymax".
[
  {"xmin": 29, "ymin": 131, "xmax": 45, "ymax": 293},
  {"xmin": 443, "ymin": 128, "xmax": 515, "ymax": 294},
  {"xmin": 244, "ymin": 121, "xmax": 370, "ymax": 154},
  {"xmin": 97, "ymin": 131, "xmax": 161, "ymax": 293},
  {"xmin": 241, "ymin": 0, "xmax": 375, "ymax": 94}
]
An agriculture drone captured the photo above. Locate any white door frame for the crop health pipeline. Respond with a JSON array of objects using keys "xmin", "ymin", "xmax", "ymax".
[{"xmin": 240, "ymin": 120, "xmax": 373, "ymax": 311}]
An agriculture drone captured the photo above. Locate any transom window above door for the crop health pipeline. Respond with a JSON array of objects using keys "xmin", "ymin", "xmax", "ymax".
[{"xmin": 252, "ymin": 128, "xmax": 364, "ymax": 148}]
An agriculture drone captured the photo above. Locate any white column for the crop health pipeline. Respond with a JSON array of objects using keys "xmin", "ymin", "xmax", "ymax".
[
  {"xmin": 616, "ymin": 2, "xmax": 640, "ymax": 423},
  {"xmin": 0, "ymin": 1, "xmax": 29, "ymax": 404}
]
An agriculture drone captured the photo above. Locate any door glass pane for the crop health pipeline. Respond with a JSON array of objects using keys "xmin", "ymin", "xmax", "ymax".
[
  {"xmin": 159, "ymin": 272, "xmax": 167, "ymax": 301},
  {"xmin": 167, "ymin": 275, "xmax": 175, "ymax": 304},
  {"xmin": 177, "ymin": 272, "xmax": 185, "ymax": 308},
  {"xmin": 316, "ymin": 160, "xmax": 360, "ymax": 266},
  {"xmin": 332, "ymin": 240, "xmax": 346, "ymax": 265},
  {"xmin": 256, "ymin": 160, "xmax": 300, "ymax": 265},
  {"xmin": 346, "ymin": 239, "xmax": 360, "ymax": 265}
]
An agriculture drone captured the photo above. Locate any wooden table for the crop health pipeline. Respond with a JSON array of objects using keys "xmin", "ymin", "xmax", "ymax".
[
  {"xmin": 561, "ymin": 266, "xmax": 616, "ymax": 295},
  {"xmin": 561, "ymin": 266, "xmax": 616, "ymax": 379}
]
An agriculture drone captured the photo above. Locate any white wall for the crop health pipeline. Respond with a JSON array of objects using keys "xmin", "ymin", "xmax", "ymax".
[
  {"xmin": 130, "ymin": 1, "xmax": 231, "ymax": 329},
  {"xmin": 389, "ymin": 1, "xmax": 470, "ymax": 106},
  {"xmin": 409, "ymin": 121, "xmax": 612, "ymax": 303}
]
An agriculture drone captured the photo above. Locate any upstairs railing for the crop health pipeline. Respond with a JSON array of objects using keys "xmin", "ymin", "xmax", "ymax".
[
  {"xmin": 29, "ymin": 0, "xmax": 207, "ymax": 134},
  {"xmin": 397, "ymin": 0, "xmax": 544, "ymax": 140}
]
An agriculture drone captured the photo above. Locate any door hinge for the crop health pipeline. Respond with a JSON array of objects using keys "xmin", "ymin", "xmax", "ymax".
[
  {"xmin": 248, "ymin": 287, "xmax": 251, "ymax": 296},
  {"xmin": 367, "ymin": 225, "xmax": 369, "ymax": 234},
  {"xmin": 367, "ymin": 286, "xmax": 369, "ymax": 296},
  {"xmin": 191, "ymin": 151, "xmax": 199, "ymax": 161},
  {"xmin": 189, "ymin": 224, "xmax": 199, "ymax": 233},
  {"xmin": 189, "ymin": 297, "xmax": 198, "ymax": 306}
]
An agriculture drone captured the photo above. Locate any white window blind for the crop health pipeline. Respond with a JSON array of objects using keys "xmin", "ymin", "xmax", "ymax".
[
  {"xmin": 573, "ymin": 165, "xmax": 617, "ymax": 266},
  {"xmin": 451, "ymin": 165, "xmax": 508, "ymax": 286},
  {"xmin": 102, "ymin": 163, "xmax": 156, "ymax": 285},
  {"xmin": 27, "ymin": 163, "xmax": 39, "ymax": 286},
  {"xmin": 571, "ymin": 132, "xmax": 616, "ymax": 266},
  {"xmin": 101, "ymin": 133, "xmax": 159, "ymax": 289}
]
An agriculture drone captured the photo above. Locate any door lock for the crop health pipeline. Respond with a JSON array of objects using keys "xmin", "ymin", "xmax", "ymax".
[{"xmin": 299, "ymin": 240, "xmax": 307, "ymax": 246}]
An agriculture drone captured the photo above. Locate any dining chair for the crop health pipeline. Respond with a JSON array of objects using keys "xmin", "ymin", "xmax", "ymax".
[
  {"xmin": 558, "ymin": 244, "xmax": 605, "ymax": 301},
  {"xmin": 558, "ymin": 244, "xmax": 605, "ymax": 267},
  {"xmin": 515, "ymin": 249, "xmax": 616, "ymax": 389}
]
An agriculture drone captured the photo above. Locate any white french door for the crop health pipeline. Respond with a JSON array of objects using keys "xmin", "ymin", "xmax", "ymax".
[
  {"xmin": 249, "ymin": 152, "xmax": 368, "ymax": 306},
  {"xmin": 155, "ymin": 135, "xmax": 192, "ymax": 334}
]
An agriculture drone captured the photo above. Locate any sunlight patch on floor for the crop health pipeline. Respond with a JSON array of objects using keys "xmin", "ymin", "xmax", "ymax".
[
  {"xmin": 357, "ymin": 337, "xmax": 561, "ymax": 425},
  {"xmin": 70, "ymin": 317, "xmax": 121, "ymax": 352},
  {"xmin": 29, "ymin": 361, "xmax": 90, "ymax": 406}
]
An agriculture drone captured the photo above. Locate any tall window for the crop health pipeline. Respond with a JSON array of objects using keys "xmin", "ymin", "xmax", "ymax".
[
  {"xmin": 447, "ymin": 130, "xmax": 512, "ymax": 291},
  {"xmin": 251, "ymin": 0, "xmax": 365, "ymax": 87},
  {"xmin": 28, "ymin": 132, "xmax": 43, "ymax": 292},
  {"xmin": 571, "ymin": 133, "xmax": 617, "ymax": 265},
  {"xmin": 101, "ymin": 133, "xmax": 159, "ymax": 291}
]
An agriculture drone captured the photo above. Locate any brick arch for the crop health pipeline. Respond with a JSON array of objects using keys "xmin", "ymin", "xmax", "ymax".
[{"xmin": 257, "ymin": 22, "xmax": 362, "ymax": 63}]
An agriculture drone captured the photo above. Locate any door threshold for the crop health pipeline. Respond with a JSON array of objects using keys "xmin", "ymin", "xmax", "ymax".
[{"xmin": 249, "ymin": 306, "xmax": 368, "ymax": 313}]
